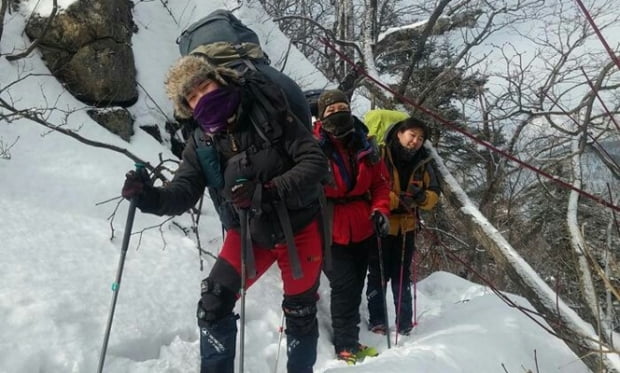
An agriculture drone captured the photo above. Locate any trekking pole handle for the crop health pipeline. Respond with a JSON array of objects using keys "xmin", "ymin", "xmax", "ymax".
[
  {"xmin": 134, "ymin": 162, "xmax": 147, "ymax": 184},
  {"xmin": 119, "ymin": 163, "xmax": 145, "ymax": 254},
  {"xmin": 97, "ymin": 162, "xmax": 145, "ymax": 373}
]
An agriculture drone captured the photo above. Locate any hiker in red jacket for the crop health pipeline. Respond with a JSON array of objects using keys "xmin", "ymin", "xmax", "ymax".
[{"xmin": 313, "ymin": 89, "xmax": 391, "ymax": 364}]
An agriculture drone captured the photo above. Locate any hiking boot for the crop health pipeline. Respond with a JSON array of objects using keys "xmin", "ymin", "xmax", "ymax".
[
  {"xmin": 398, "ymin": 322, "xmax": 414, "ymax": 336},
  {"xmin": 336, "ymin": 349, "xmax": 357, "ymax": 365},
  {"xmin": 356, "ymin": 344, "xmax": 379, "ymax": 359},
  {"xmin": 336, "ymin": 344, "xmax": 379, "ymax": 365},
  {"xmin": 398, "ymin": 325, "xmax": 413, "ymax": 336},
  {"xmin": 369, "ymin": 323, "xmax": 387, "ymax": 335}
]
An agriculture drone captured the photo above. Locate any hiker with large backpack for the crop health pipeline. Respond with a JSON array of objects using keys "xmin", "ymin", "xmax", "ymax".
[
  {"xmin": 176, "ymin": 9, "xmax": 312, "ymax": 131},
  {"xmin": 313, "ymin": 89, "xmax": 391, "ymax": 365},
  {"xmin": 364, "ymin": 110, "xmax": 440, "ymax": 337},
  {"xmin": 121, "ymin": 51, "xmax": 328, "ymax": 372}
]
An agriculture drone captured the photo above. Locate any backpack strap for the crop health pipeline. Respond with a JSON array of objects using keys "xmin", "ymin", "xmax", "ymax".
[
  {"xmin": 318, "ymin": 189, "xmax": 333, "ymax": 271},
  {"xmin": 239, "ymin": 208, "xmax": 257, "ymax": 279},
  {"xmin": 243, "ymin": 75, "xmax": 284, "ymax": 142},
  {"xmin": 248, "ymin": 108, "xmax": 272, "ymax": 146},
  {"xmin": 274, "ymin": 201, "xmax": 303, "ymax": 279}
]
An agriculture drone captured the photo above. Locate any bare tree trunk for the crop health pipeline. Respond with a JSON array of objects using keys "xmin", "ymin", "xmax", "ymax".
[
  {"xmin": 567, "ymin": 136, "xmax": 605, "ymax": 324},
  {"xmin": 428, "ymin": 143, "xmax": 620, "ymax": 372},
  {"xmin": 604, "ymin": 200, "xmax": 618, "ymax": 340},
  {"xmin": 567, "ymin": 136, "xmax": 611, "ymax": 372},
  {"xmin": 368, "ymin": 0, "xmax": 377, "ymax": 43},
  {"xmin": 0, "ymin": 0, "xmax": 9, "ymax": 43},
  {"xmin": 335, "ymin": 0, "xmax": 355, "ymax": 78},
  {"xmin": 396, "ymin": 0, "xmax": 451, "ymax": 97}
]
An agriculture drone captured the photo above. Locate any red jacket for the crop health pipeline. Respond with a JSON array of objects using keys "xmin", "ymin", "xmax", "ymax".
[{"xmin": 314, "ymin": 120, "xmax": 390, "ymax": 245}]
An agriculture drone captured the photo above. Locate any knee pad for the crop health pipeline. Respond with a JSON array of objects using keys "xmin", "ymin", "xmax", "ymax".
[
  {"xmin": 197, "ymin": 278, "xmax": 238, "ymax": 324},
  {"xmin": 282, "ymin": 293, "xmax": 318, "ymax": 336}
]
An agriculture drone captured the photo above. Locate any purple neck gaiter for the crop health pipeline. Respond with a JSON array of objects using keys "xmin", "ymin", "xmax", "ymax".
[{"xmin": 193, "ymin": 86, "xmax": 241, "ymax": 134}]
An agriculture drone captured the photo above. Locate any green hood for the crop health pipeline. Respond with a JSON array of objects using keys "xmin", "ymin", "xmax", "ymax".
[{"xmin": 363, "ymin": 109, "xmax": 409, "ymax": 144}]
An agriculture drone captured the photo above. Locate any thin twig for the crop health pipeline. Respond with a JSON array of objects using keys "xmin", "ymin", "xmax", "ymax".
[
  {"xmin": 6, "ymin": 0, "xmax": 58, "ymax": 61},
  {"xmin": 96, "ymin": 195, "xmax": 123, "ymax": 206},
  {"xmin": 136, "ymin": 81, "xmax": 172, "ymax": 122}
]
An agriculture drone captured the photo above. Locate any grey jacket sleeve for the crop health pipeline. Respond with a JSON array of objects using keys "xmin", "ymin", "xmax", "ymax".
[{"xmin": 139, "ymin": 137, "xmax": 207, "ymax": 216}]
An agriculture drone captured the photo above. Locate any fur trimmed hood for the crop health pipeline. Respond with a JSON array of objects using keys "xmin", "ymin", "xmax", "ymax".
[{"xmin": 165, "ymin": 55, "xmax": 240, "ymax": 118}]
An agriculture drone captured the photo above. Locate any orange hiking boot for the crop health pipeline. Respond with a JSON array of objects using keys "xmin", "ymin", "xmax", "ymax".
[{"xmin": 336, "ymin": 344, "xmax": 379, "ymax": 365}]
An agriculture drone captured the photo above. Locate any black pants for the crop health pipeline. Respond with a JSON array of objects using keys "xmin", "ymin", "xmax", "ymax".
[
  {"xmin": 323, "ymin": 235, "xmax": 375, "ymax": 352},
  {"xmin": 366, "ymin": 231, "xmax": 415, "ymax": 331}
]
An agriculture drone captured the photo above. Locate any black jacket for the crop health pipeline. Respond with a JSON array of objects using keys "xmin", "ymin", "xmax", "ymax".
[{"xmin": 139, "ymin": 97, "xmax": 327, "ymax": 247}]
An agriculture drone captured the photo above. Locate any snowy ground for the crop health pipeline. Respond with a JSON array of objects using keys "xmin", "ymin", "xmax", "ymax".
[
  {"xmin": 0, "ymin": 123, "xmax": 589, "ymax": 373},
  {"xmin": 0, "ymin": 0, "xmax": 594, "ymax": 372}
]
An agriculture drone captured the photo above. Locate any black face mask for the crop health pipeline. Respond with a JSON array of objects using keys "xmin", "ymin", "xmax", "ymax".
[
  {"xmin": 322, "ymin": 111, "xmax": 354, "ymax": 138},
  {"xmin": 391, "ymin": 140, "xmax": 418, "ymax": 162},
  {"xmin": 400, "ymin": 146, "xmax": 419, "ymax": 161}
]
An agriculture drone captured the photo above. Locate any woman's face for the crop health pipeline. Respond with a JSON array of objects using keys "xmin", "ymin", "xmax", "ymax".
[
  {"xmin": 397, "ymin": 127, "xmax": 425, "ymax": 151},
  {"xmin": 186, "ymin": 79, "xmax": 220, "ymax": 110}
]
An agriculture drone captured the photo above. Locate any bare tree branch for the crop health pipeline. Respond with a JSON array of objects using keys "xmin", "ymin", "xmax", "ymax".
[
  {"xmin": 0, "ymin": 96, "xmax": 158, "ymax": 174},
  {"xmin": 6, "ymin": 0, "xmax": 58, "ymax": 61},
  {"xmin": 0, "ymin": 135, "xmax": 19, "ymax": 159},
  {"xmin": 273, "ymin": 14, "xmax": 363, "ymax": 57}
]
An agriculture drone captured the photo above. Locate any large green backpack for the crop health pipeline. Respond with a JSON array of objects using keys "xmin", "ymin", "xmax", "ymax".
[{"xmin": 363, "ymin": 109, "xmax": 409, "ymax": 144}]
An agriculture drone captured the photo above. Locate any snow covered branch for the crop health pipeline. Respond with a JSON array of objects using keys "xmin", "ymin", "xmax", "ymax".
[{"xmin": 428, "ymin": 143, "xmax": 620, "ymax": 372}]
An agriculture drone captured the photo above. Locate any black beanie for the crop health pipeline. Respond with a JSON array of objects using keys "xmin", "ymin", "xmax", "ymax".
[{"xmin": 317, "ymin": 89, "xmax": 350, "ymax": 119}]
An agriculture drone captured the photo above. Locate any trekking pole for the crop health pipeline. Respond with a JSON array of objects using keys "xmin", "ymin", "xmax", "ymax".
[
  {"xmin": 375, "ymin": 234, "xmax": 391, "ymax": 349},
  {"xmin": 413, "ymin": 220, "xmax": 422, "ymax": 328},
  {"xmin": 413, "ymin": 248, "xmax": 418, "ymax": 327},
  {"xmin": 273, "ymin": 311, "xmax": 285, "ymax": 373},
  {"xmin": 238, "ymin": 207, "xmax": 250, "ymax": 373},
  {"xmin": 394, "ymin": 233, "xmax": 407, "ymax": 346},
  {"xmin": 97, "ymin": 163, "xmax": 145, "ymax": 373}
]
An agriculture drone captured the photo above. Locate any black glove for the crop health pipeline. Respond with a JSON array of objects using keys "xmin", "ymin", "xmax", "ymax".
[
  {"xmin": 402, "ymin": 185, "xmax": 426, "ymax": 207},
  {"xmin": 122, "ymin": 168, "xmax": 151, "ymax": 200},
  {"xmin": 121, "ymin": 167, "xmax": 160, "ymax": 211},
  {"xmin": 262, "ymin": 181, "xmax": 280, "ymax": 203},
  {"xmin": 231, "ymin": 179, "xmax": 258, "ymax": 209},
  {"xmin": 371, "ymin": 210, "xmax": 390, "ymax": 237}
]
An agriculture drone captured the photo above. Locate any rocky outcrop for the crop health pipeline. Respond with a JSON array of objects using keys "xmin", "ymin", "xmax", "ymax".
[
  {"xmin": 87, "ymin": 107, "xmax": 134, "ymax": 142},
  {"xmin": 25, "ymin": 0, "xmax": 138, "ymax": 106}
]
